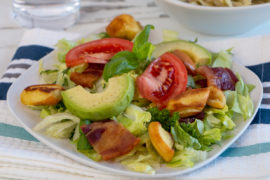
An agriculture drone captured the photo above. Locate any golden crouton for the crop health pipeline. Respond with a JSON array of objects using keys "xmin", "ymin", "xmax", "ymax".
[
  {"xmin": 167, "ymin": 88, "xmax": 210, "ymax": 118},
  {"xmin": 148, "ymin": 122, "xmax": 175, "ymax": 162},
  {"xmin": 207, "ymin": 86, "xmax": 226, "ymax": 109},
  {"xmin": 20, "ymin": 84, "xmax": 63, "ymax": 106},
  {"xmin": 106, "ymin": 14, "xmax": 142, "ymax": 40}
]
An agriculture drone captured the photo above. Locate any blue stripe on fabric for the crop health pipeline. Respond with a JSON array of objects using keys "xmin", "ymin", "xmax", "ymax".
[
  {"xmin": 262, "ymin": 62, "xmax": 270, "ymax": 82},
  {"xmin": 12, "ymin": 45, "xmax": 53, "ymax": 61},
  {"xmin": 251, "ymin": 109, "xmax": 270, "ymax": 124},
  {"xmin": 247, "ymin": 62, "xmax": 270, "ymax": 81},
  {"xmin": 247, "ymin": 63, "xmax": 263, "ymax": 80},
  {"xmin": 251, "ymin": 109, "xmax": 260, "ymax": 124},
  {"xmin": 0, "ymin": 122, "xmax": 38, "ymax": 142},
  {"xmin": 221, "ymin": 142, "xmax": 270, "ymax": 157},
  {"xmin": 0, "ymin": 83, "xmax": 11, "ymax": 100}
]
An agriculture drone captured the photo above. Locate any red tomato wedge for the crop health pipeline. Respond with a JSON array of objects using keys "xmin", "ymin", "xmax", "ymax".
[
  {"xmin": 136, "ymin": 52, "xmax": 188, "ymax": 108},
  {"xmin": 65, "ymin": 38, "xmax": 133, "ymax": 67}
]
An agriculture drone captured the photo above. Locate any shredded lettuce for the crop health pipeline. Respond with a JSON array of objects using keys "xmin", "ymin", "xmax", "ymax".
[
  {"xmin": 224, "ymin": 74, "xmax": 254, "ymax": 120},
  {"xmin": 35, "ymin": 113, "xmax": 79, "ymax": 129},
  {"xmin": 79, "ymin": 149, "xmax": 101, "ymax": 161},
  {"xmin": 45, "ymin": 121, "xmax": 76, "ymax": 138},
  {"xmin": 118, "ymin": 134, "xmax": 162, "ymax": 174},
  {"xmin": 121, "ymin": 158, "xmax": 155, "ymax": 174},
  {"xmin": 171, "ymin": 121, "xmax": 201, "ymax": 150},
  {"xmin": 167, "ymin": 147, "xmax": 207, "ymax": 168},
  {"xmin": 55, "ymin": 39, "xmax": 77, "ymax": 63},
  {"xmin": 39, "ymin": 60, "xmax": 58, "ymax": 84},
  {"xmin": 72, "ymin": 124, "xmax": 80, "ymax": 141},
  {"xmin": 116, "ymin": 104, "xmax": 151, "ymax": 136},
  {"xmin": 162, "ymin": 29, "xmax": 179, "ymax": 42},
  {"xmin": 180, "ymin": 120, "xmax": 204, "ymax": 139},
  {"xmin": 39, "ymin": 102, "xmax": 66, "ymax": 118},
  {"xmin": 204, "ymin": 106, "xmax": 236, "ymax": 131},
  {"xmin": 199, "ymin": 128, "xmax": 222, "ymax": 146},
  {"xmin": 211, "ymin": 50, "xmax": 232, "ymax": 68}
]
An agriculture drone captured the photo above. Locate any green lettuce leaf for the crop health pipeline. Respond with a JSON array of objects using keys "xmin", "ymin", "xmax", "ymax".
[
  {"xmin": 55, "ymin": 39, "xmax": 77, "ymax": 63},
  {"xmin": 171, "ymin": 121, "xmax": 201, "ymax": 150},
  {"xmin": 204, "ymin": 106, "xmax": 236, "ymax": 131},
  {"xmin": 78, "ymin": 149, "xmax": 101, "ymax": 161},
  {"xmin": 224, "ymin": 74, "xmax": 254, "ymax": 120},
  {"xmin": 167, "ymin": 147, "xmax": 207, "ymax": 168},
  {"xmin": 199, "ymin": 128, "xmax": 222, "ymax": 146},
  {"xmin": 33, "ymin": 112, "xmax": 80, "ymax": 131},
  {"xmin": 116, "ymin": 104, "xmax": 151, "ymax": 136},
  {"xmin": 76, "ymin": 120, "xmax": 101, "ymax": 161},
  {"xmin": 211, "ymin": 50, "xmax": 232, "ymax": 68},
  {"xmin": 162, "ymin": 29, "xmax": 179, "ymax": 42},
  {"xmin": 180, "ymin": 119, "xmax": 204, "ymax": 139},
  {"xmin": 45, "ymin": 121, "xmax": 76, "ymax": 138}
]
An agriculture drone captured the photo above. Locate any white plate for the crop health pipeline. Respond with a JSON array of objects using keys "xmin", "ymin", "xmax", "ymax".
[{"xmin": 7, "ymin": 29, "xmax": 263, "ymax": 178}]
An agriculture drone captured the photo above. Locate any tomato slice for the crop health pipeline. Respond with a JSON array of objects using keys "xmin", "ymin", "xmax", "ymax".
[
  {"xmin": 136, "ymin": 52, "xmax": 188, "ymax": 108},
  {"xmin": 65, "ymin": 38, "xmax": 133, "ymax": 67}
]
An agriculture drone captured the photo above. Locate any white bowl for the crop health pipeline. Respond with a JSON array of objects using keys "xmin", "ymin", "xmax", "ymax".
[{"xmin": 155, "ymin": 0, "xmax": 270, "ymax": 35}]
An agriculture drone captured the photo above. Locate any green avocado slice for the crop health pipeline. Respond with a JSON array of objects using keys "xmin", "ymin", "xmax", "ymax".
[
  {"xmin": 153, "ymin": 40, "xmax": 212, "ymax": 66},
  {"xmin": 62, "ymin": 74, "xmax": 134, "ymax": 121}
]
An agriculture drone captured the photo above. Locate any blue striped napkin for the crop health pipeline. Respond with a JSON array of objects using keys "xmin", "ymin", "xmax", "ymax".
[{"xmin": 0, "ymin": 29, "xmax": 270, "ymax": 179}]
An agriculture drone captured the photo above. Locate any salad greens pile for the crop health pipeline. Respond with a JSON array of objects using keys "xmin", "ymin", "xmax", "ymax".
[{"xmin": 33, "ymin": 24, "xmax": 255, "ymax": 174}]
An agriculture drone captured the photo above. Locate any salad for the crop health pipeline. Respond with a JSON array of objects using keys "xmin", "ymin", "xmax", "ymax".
[{"xmin": 20, "ymin": 14, "xmax": 254, "ymax": 174}]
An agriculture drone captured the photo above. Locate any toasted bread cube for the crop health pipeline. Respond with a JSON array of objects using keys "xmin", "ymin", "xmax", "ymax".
[
  {"xmin": 207, "ymin": 86, "xmax": 226, "ymax": 109},
  {"xmin": 148, "ymin": 122, "xmax": 175, "ymax": 162},
  {"xmin": 167, "ymin": 88, "xmax": 210, "ymax": 118},
  {"xmin": 20, "ymin": 84, "xmax": 63, "ymax": 106},
  {"xmin": 106, "ymin": 14, "xmax": 142, "ymax": 40}
]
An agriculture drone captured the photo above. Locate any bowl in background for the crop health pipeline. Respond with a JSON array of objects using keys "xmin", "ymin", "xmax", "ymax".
[{"xmin": 155, "ymin": 0, "xmax": 270, "ymax": 35}]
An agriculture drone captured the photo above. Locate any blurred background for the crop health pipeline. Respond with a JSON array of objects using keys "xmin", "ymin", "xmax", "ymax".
[{"xmin": 0, "ymin": 0, "xmax": 166, "ymax": 77}]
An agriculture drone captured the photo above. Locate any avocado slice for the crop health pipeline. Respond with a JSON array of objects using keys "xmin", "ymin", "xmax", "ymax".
[
  {"xmin": 153, "ymin": 40, "xmax": 212, "ymax": 66},
  {"xmin": 62, "ymin": 74, "xmax": 134, "ymax": 121}
]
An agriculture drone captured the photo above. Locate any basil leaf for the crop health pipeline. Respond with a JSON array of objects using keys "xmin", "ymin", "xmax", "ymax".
[
  {"xmin": 77, "ymin": 119, "xmax": 92, "ymax": 150},
  {"xmin": 103, "ymin": 51, "xmax": 138, "ymax": 81},
  {"xmin": 133, "ymin": 24, "xmax": 155, "ymax": 61},
  {"xmin": 77, "ymin": 134, "xmax": 92, "ymax": 150},
  {"xmin": 102, "ymin": 25, "xmax": 155, "ymax": 81}
]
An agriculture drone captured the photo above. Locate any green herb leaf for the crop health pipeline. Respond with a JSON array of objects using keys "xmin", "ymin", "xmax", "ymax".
[
  {"xmin": 171, "ymin": 121, "xmax": 201, "ymax": 150},
  {"xmin": 77, "ymin": 119, "xmax": 92, "ymax": 150},
  {"xmin": 148, "ymin": 107, "xmax": 179, "ymax": 132},
  {"xmin": 103, "ymin": 51, "xmax": 138, "ymax": 81},
  {"xmin": 102, "ymin": 25, "xmax": 155, "ymax": 81},
  {"xmin": 98, "ymin": 32, "xmax": 110, "ymax": 39},
  {"xmin": 133, "ymin": 24, "xmax": 155, "ymax": 61},
  {"xmin": 77, "ymin": 134, "xmax": 92, "ymax": 150}
]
